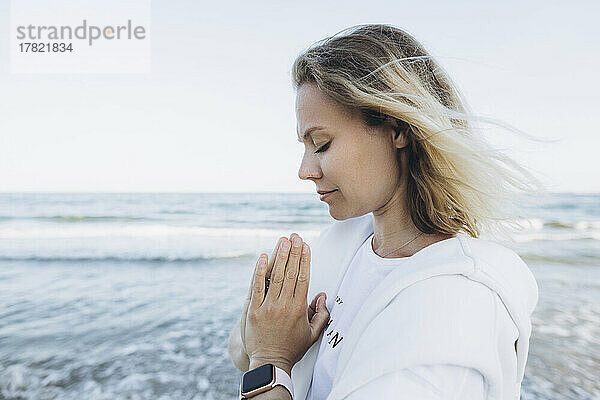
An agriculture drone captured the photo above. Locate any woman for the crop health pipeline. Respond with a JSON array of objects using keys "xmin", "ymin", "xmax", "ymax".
[{"xmin": 229, "ymin": 24, "xmax": 539, "ymax": 400}]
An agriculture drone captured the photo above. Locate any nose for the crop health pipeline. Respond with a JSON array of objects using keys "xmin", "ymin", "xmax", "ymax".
[{"xmin": 298, "ymin": 150, "xmax": 322, "ymax": 181}]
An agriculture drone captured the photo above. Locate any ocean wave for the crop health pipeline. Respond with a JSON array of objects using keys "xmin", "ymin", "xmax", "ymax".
[
  {"xmin": 0, "ymin": 215, "xmax": 156, "ymax": 223},
  {"xmin": 0, "ymin": 254, "xmax": 251, "ymax": 263},
  {"xmin": 546, "ymin": 220, "xmax": 600, "ymax": 230},
  {"xmin": 0, "ymin": 225, "xmax": 322, "ymax": 239},
  {"xmin": 515, "ymin": 218, "xmax": 545, "ymax": 231},
  {"xmin": 513, "ymin": 231, "xmax": 600, "ymax": 242},
  {"xmin": 7, "ymin": 252, "xmax": 595, "ymax": 266},
  {"xmin": 514, "ymin": 218, "xmax": 600, "ymax": 231},
  {"xmin": 521, "ymin": 254, "xmax": 600, "ymax": 266}
]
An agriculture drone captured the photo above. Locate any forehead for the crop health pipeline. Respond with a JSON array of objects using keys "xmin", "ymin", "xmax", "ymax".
[{"xmin": 295, "ymin": 84, "xmax": 357, "ymax": 142}]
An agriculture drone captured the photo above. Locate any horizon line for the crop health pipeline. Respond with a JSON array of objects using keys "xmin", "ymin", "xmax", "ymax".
[{"xmin": 0, "ymin": 190, "xmax": 597, "ymax": 195}]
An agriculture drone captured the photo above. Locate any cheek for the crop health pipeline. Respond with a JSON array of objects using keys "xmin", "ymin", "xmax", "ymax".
[
  {"xmin": 329, "ymin": 144, "xmax": 373, "ymax": 188},
  {"xmin": 354, "ymin": 144, "xmax": 399, "ymax": 188},
  {"xmin": 322, "ymin": 138, "xmax": 399, "ymax": 193},
  {"xmin": 322, "ymin": 145, "xmax": 356, "ymax": 180}
]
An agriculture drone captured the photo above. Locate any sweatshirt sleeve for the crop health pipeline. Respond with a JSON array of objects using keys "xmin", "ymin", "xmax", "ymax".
[{"xmin": 343, "ymin": 365, "xmax": 485, "ymax": 400}]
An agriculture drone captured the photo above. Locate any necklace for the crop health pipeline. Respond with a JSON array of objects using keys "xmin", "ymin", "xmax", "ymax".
[{"xmin": 372, "ymin": 232, "xmax": 424, "ymax": 258}]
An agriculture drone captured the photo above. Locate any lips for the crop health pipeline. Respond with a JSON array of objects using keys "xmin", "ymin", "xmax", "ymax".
[{"xmin": 317, "ymin": 189, "xmax": 337, "ymax": 195}]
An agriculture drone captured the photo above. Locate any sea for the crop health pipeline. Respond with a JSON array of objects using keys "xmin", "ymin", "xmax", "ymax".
[{"xmin": 0, "ymin": 192, "xmax": 598, "ymax": 400}]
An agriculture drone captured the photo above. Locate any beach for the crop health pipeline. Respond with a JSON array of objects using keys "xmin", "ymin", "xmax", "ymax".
[{"xmin": 0, "ymin": 193, "xmax": 598, "ymax": 399}]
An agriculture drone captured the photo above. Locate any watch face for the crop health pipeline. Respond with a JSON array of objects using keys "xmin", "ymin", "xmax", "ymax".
[{"xmin": 241, "ymin": 364, "xmax": 274, "ymax": 393}]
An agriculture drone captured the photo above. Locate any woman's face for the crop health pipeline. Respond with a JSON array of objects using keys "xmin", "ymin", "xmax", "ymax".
[{"xmin": 296, "ymin": 84, "xmax": 408, "ymax": 220}]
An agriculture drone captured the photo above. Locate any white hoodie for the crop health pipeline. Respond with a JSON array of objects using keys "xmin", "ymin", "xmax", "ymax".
[{"xmin": 290, "ymin": 213, "xmax": 538, "ymax": 400}]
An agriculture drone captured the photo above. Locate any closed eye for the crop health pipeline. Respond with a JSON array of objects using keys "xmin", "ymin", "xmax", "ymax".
[{"xmin": 314, "ymin": 141, "xmax": 331, "ymax": 154}]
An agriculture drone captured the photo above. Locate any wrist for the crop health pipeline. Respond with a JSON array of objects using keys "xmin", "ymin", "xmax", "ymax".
[{"xmin": 249, "ymin": 357, "xmax": 293, "ymax": 376}]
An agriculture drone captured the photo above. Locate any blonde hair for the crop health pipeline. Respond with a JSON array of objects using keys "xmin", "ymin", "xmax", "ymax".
[{"xmin": 292, "ymin": 24, "xmax": 545, "ymax": 240}]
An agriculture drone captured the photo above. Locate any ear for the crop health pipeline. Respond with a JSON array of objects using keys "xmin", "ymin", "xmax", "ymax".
[{"xmin": 392, "ymin": 120, "xmax": 410, "ymax": 150}]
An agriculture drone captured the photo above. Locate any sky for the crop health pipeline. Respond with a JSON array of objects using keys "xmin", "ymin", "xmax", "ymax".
[{"xmin": 0, "ymin": 0, "xmax": 598, "ymax": 193}]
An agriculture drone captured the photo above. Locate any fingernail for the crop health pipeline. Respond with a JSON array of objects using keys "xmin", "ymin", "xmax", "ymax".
[
  {"xmin": 293, "ymin": 236, "xmax": 301, "ymax": 248},
  {"xmin": 282, "ymin": 240, "xmax": 291, "ymax": 251}
]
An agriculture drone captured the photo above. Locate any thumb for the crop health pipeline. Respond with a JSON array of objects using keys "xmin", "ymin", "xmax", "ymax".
[{"xmin": 309, "ymin": 294, "xmax": 330, "ymax": 343}]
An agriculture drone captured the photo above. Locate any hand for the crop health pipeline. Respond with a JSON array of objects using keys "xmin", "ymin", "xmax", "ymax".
[
  {"xmin": 240, "ymin": 236, "xmax": 328, "ymax": 356},
  {"xmin": 244, "ymin": 233, "xmax": 330, "ymax": 371},
  {"xmin": 240, "ymin": 236, "xmax": 286, "ymax": 355}
]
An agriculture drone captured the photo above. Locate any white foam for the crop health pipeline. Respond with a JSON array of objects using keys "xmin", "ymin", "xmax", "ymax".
[
  {"xmin": 0, "ymin": 223, "xmax": 322, "ymax": 240},
  {"xmin": 574, "ymin": 221, "xmax": 600, "ymax": 230},
  {"xmin": 515, "ymin": 218, "xmax": 545, "ymax": 231},
  {"xmin": 513, "ymin": 231, "xmax": 600, "ymax": 242}
]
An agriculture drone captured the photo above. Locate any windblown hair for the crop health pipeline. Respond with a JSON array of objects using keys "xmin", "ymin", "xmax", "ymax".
[{"xmin": 292, "ymin": 24, "xmax": 543, "ymax": 239}]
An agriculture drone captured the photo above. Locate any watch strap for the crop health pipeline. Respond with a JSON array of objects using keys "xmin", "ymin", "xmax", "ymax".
[{"xmin": 274, "ymin": 365, "xmax": 294, "ymax": 399}]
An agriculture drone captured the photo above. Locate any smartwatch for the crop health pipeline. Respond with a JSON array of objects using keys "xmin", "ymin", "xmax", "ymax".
[{"xmin": 240, "ymin": 363, "xmax": 294, "ymax": 399}]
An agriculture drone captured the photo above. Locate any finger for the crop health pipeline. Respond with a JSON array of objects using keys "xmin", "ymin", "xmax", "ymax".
[
  {"xmin": 244, "ymin": 254, "xmax": 260, "ymax": 313},
  {"xmin": 309, "ymin": 294, "xmax": 330, "ymax": 344},
  {"xmin": 294, "ymin": 243, "xmax": 311, "ymax": 300},
  {"xmin": 265, "ymin": 237, "xmax": 286, "ymax": 293},
  {"xmin": 280, "ymin": 234, "xmax": 303, "ymax": 300},
  {"xmin": 249, "ymin": 254, "xmax": 268, "ymax": 311},
  {"xmin": 242, "ymin": 260, "xmax": 257, "ymax": 322},
  {"xmin": 242, "ymin": 254, "xmax": 263, "ymax": 343},
  {"xmin": 267, "ymin": 237, "xmax": 286, "ymax": 281},
  {"xmin": 244, "ymin": 256, "xmax": 258, "ymax": 306},
  {"xmin": 265, "ymin": 237, "xmax": 291, "ymax": 302},
  {"xmin": 241, "ymin": 258, "xmax": 259, "ymax": 350},
  {"xmin": 308, "ymin": 292, "xmax": 326, "ymax": 321}
]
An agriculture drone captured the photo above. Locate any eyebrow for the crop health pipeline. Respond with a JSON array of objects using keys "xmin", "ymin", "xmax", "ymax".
[{"xmin": 297, "ymin": 126, "xmax": 327, "ymax": 143}]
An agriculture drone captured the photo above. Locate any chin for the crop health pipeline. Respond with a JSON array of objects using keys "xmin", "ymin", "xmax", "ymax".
[
  {"xmin": 330, "ymin": 213, "xmax": 346, "ymax": 221},
  {"xmin": 328, "ymin": 206, "xmax": 369, "ymax": 221},
  {"xmin": 327, "ymin": 205, "xmax": 345, "ymax": 221}
]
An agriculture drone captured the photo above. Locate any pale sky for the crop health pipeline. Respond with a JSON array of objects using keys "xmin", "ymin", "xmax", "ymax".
[{"xmin": 0, "ymin": 0, "xmax": 598, "ymax": 193}]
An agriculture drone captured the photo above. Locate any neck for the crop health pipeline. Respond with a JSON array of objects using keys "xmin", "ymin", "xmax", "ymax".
[{"xmin": 371, "ymin": 186, "xmax": 454, "ymax": 258}]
